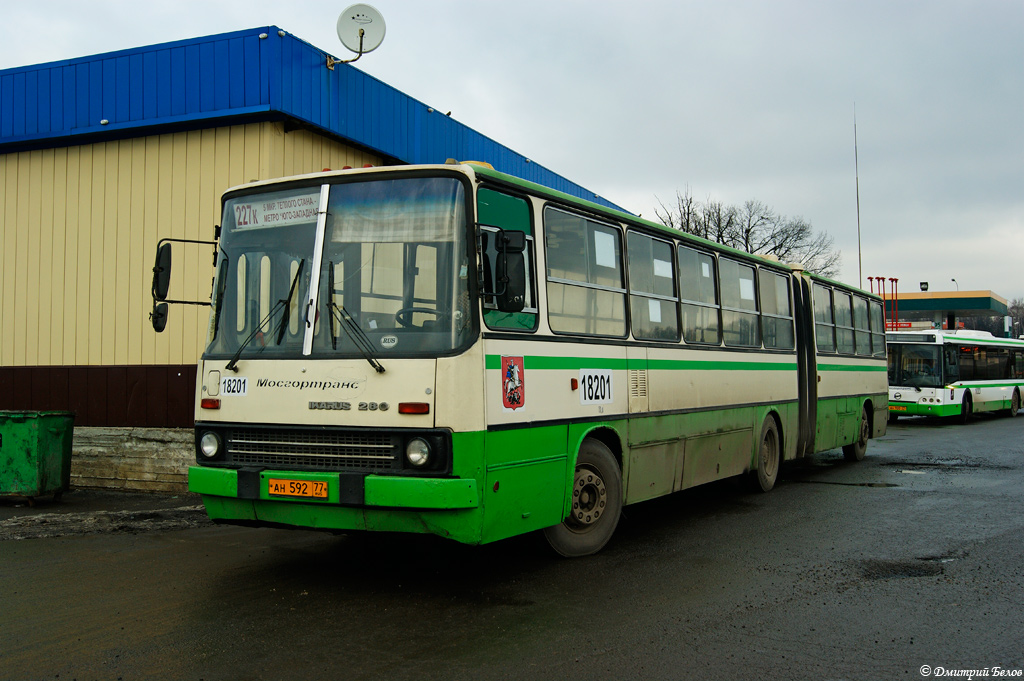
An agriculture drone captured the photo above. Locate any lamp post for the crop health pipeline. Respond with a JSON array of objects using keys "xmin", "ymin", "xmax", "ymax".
[{"xmin": 951, "ymin": 278, "xmax": 958, "ymax": 291}]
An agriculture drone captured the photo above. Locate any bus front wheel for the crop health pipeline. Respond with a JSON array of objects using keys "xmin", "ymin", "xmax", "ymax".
[
  {"xmin": 543, "ymin": 438, "xmax": 622, "ymax": 557},
  {"xmin": 752, "ymin": 417, "xmax": 780, "ymax": 492},
  {"xmin": 1008, "ymin": 390, "xmax": 1020, "ymax": 417},
  {"xmin": 843, "ymin": 405, "xmax": 870, "ymax": 462},
  {"xmin": 959, "ymin": 393, "xmax": 973, "ymax": 424}
]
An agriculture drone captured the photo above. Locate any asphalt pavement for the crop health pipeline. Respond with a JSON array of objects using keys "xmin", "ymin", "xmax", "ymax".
[{"xmin": 0, "ymin": 488, "xmax": 208, "ymax": 540}]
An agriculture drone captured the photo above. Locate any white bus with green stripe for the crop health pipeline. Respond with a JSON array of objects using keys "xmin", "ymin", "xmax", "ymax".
[
  {"xmin": 886, "ymin": 330, "xmax": 1024, "ymax": 422},
  {"xmin": 178, "ymin": 162, "xmax": 887, "ymax": 556}
]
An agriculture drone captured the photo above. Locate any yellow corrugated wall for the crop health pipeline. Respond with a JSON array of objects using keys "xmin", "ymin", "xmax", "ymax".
[{"xmin": 0, "ymin": 121, "xmax": 381, "ymax": 368}]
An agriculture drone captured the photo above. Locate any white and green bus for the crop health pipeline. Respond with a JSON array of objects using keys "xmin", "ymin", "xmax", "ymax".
[
  {"xmin": 887, "ymin": 330, "xmax": 1024, "ymax": 422},
  {"xmin": 156, "ymin": 162, "xmax": 888, "ymax": 556}
]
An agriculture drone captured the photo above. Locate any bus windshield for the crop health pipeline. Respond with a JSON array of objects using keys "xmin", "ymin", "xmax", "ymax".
[
  {"xmin": 888, "ymin": 343, "xmax": 943, "ymax": 389},
  {"xmin": 205, "ymin": 176, "xmax": 472, "ymax": 360}
]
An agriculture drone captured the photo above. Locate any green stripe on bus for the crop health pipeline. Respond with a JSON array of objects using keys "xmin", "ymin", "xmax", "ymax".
[
  {"xmin": 485, "ymin": 355, "xmax": 797, "ymax": 372},
  {"xmin": 646, "ymin": 359, "xmax": 798, "ymax": 371},
  {"xmin": 486, "ymin": 355, "xmax": 628, "ymax": 370},
  {"xmin": 818, "ymin": 363, "xmax": 887, "ymax": 372}
]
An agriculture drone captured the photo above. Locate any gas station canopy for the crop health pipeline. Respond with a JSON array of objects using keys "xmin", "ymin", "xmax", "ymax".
[{"xmin": 885, "ymin": 290, "xmax": 1009, "ymax": 330}]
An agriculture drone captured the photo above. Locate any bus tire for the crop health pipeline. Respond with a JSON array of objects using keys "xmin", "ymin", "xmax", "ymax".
[
  {"xmin": 752, "ymin": 417, "xmax": 780, "ymax": 493},
  {"xmin": 959, "ymin": 393, "xmax": 973, "ymax": 424},
  {"xmin": 843, "ymin": 405, "xmax": 870, "ymax": 462},
  {"xmin": 1008, "ymin": 389, "xmax": 1020, "ymax": 417},
  {"xmin": 542, "ymin": 438, "xmax": 622, "ymax": 558}
]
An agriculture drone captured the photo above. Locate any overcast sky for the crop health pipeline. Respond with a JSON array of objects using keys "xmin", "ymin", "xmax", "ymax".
[{"xmin": 4, "ymin": 1, "xmax": 1022, "ymax": 302}]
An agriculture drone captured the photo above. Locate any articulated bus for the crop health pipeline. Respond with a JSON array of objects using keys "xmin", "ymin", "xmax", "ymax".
[
  {"xmin": 159, "ymin": 162, "xmax": 888, "ymax": 556},
  {"xmin": 886, "ymin": 330, "xmax": 1024, "ymax": 422}
]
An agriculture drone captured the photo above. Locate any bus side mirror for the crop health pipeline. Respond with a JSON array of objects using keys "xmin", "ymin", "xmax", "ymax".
[
  {"xmin": 495, "ymin": 231, "xmax": 526, "ymax": 313},
  {"xmin": 147, "ymin": 236, "xmax": 217, "ymax": 333},
  {"xmin": 500, "ymin": 230, "xmax": 526, "ymax": 253},
  {"xmin": 151, "ymin": 302, "xmax": 168, "ymax": 333},
  {"xmin": 497, "ymin": 252, "xmax": 526, "ymax": 312},
  {"xmin": 152, "ymin": 242, "xmax": 172, "ymax": 301}
]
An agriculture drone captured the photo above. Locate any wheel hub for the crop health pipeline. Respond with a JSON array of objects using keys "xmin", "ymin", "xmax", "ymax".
[{"xmin": 569, "ymin": 466, "xmax": 607, "ymax": 528}]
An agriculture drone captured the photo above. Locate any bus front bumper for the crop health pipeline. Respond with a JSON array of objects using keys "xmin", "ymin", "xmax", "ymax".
[
  {"xmin": 888, "ymin": 402, "xmax": 959, "ymax": 418},
  {"xmin": 188, "ymin": 466, "xmax": 482, "ymax": 542}
]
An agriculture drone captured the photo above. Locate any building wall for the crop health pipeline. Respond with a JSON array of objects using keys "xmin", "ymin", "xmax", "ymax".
[
  {"xmin": 71, "ymin": 427, "xmax": 193, "ymax": 493},
  {"xmin": 0, "ymin": 121, "xmax": 381, "ymax": 426}
]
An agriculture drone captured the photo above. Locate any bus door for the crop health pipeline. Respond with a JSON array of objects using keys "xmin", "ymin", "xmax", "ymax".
[{"xmin": 793, "ymin": 275, "xmax": 818, "ymax": 456}]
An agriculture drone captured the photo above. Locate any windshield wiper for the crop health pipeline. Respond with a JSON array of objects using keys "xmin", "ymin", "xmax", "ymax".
[
  {"xmin": 325, "ymin": 262, "xmax": 385, "ymax": 374},
  {"xmin": 275, "ymin": 259, "xmax": 305, "ymax": 345},
  {"xmin": 225, "ymin": 259, "xmax": 305, "ymax": 372}
]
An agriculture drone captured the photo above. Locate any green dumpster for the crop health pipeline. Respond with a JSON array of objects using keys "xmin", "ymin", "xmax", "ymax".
[{"xmin": 0, "ymin": 411, "xmax": 75, "ymax": 502}]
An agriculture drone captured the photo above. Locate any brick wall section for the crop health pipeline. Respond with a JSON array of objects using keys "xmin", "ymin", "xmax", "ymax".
[{"xmin": 71, "ymin": 427, "xmax": 193, "ymax": 493}]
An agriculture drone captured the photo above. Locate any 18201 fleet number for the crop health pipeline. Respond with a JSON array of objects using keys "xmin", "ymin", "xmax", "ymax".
[
  {"xmin": 221, "ymin": 377, "xmax": 248, "ymax": 396},
  {"xmin": 578, "ymin": 369, "xmax": 613, "ymax": 405}
]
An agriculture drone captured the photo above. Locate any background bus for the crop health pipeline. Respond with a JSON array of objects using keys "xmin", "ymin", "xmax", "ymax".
[
  {"xmin": 887, "ymin": 330, "xmax": 1024, "ymax": 422},
  {"xmin": 165, "ymin": 162, "xmax": 888, "ymax": 556}
]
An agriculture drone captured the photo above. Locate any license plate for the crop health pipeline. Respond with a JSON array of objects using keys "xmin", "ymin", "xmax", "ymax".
[
  {"xmin": 267, "ymin": 478, "xmax": 329, "ymax": 499},
  {"xmin": 889, "ymin": 405, "xmax": 907, "ymax": 412}
]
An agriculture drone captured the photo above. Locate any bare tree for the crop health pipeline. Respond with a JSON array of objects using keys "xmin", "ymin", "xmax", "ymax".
[
  {"xmin": 655, "ymin": 187, "xmax": 699, "ymax": 234},
  {"xmin": 1009, "ymin": 298, "xmax": 1024, "ymax": 337},
  {"xmin": 654, "ymin": 189, "xmax": 842, "ymax": 278},
  {"xmin": 699, "ymin": 200, "xmax": 738, "ymax": 246},
  {"xmin": 734, "ymin": 200, "xmax": 776, "ymax": 254}
]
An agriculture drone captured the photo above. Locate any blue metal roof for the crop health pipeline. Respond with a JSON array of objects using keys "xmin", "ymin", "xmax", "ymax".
[{"xmin": 0, "ymin": 26, "xmax": 625, "ymax": 212}]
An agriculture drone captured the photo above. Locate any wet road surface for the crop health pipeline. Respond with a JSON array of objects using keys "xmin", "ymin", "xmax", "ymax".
[{"xmin": 2, "ymin": 414, "xmax": 1023, "ymax": 680}]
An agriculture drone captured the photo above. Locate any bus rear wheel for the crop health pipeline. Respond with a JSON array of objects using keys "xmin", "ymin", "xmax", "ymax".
[
  {"xmin": 752, "ymin": 417, "xmax": 780, "ymax": 492},
  {"xmin": 543, "ymin": 438, "xmax": 622, "ymax": 557},
  {"xmin": 843, "ymin": 405, "xmax": 870, "ymax": 462},
  {"xmin": 1008, "ymin": 390, "xmax": 1020, "ymax": 417}
]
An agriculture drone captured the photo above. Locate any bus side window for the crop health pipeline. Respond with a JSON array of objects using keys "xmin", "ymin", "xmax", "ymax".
[
  {"xmin": 834, "ymin": 291, "xmax": 855, "ymax": 354},
  {"xmin": 988, "ymin": 347, "xmax": 1010, "ymax": 380},
  {"xmin": 719, "ymin": 257, "xmax": 760, "ymax": 347},
  {"xmin": 852, "ymin": 296, "xmax": 871, "ymax": 356},
  {"xmin": 478, "ymin": 188, "xmax": 536, "ymax": 332},
  {"xmin": 759, "ymin": 269, "xmax": 794, "ymax": 350},
  {"xmin": 544, "ymin": 207, "xmax": 626, "ymax": 337},
  {"xmin": 944, "ymin": 346, "xmax": 959, "ymax": 381},
  {"xmin": 678, "ymin": 246, "xmax": 720, "ymax": 345},
  {"xmin": 813, "ymin": 284, "xmax": 836, "ymax": 353},
  {"xmin": 627, "ymin": 231, "xmax": 679, "ymax": 341},
  {"xmin": 958, "ymin": 346, "xmax": 976, "ymax": 381},
  {"xmin": 868, "ymin": 300, "xmax": 886, "ymax": 356}
]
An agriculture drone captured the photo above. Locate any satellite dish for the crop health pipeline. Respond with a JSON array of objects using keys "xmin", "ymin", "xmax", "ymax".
[{"xmin": 337, "ymin": 4, "xmax": 386, "ymax": 55}]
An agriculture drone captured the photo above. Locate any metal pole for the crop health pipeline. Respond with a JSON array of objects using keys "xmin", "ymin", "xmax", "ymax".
[
  {"xmin": 880, "ymin": 277, "xmax": 888, "ymax": 328},
  {"xmin": 891, "ymin": 278, "xmax": 899, "ymax": 328},
  {"xmin": 854, "ymin": 106, "xmax": 863, "ymax": 289}
]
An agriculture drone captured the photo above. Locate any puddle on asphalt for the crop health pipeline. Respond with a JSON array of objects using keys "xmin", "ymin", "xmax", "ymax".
[
  {"xmin": 797, "ymin": 480, "xmax": 900, "ymax": 488},
  {"xmin": 859, "ymin": 558, "xmax": 944, "ymax": 580}
]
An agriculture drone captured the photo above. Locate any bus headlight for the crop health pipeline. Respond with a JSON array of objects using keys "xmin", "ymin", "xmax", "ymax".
[
  {"xmin": 406, "ymin": 438, "xmax": 431, "ymax": 467},
  {"xmin": 199, "ymin": 431, "xmax": 222, "ymax": 459}
]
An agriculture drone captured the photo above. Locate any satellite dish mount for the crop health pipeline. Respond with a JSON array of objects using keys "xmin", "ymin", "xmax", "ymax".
[{"xmin": 328, "ymin": 4, "xmax": 386, "ymax": 69}]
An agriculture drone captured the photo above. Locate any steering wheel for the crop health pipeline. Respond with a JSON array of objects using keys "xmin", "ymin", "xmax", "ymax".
[{"xmin": 395, "ymin": 307, "xmax": 441, "ymax": 328}]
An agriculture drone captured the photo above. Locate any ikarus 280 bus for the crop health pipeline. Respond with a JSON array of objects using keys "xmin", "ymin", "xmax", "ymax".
[
  {"xmin": 152, "ymin": 162, "xmax": 888, "ymax": 556},
  {"xmin": 887, "ymin": 329, "xmax": 1024, "ymax": 422}
]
